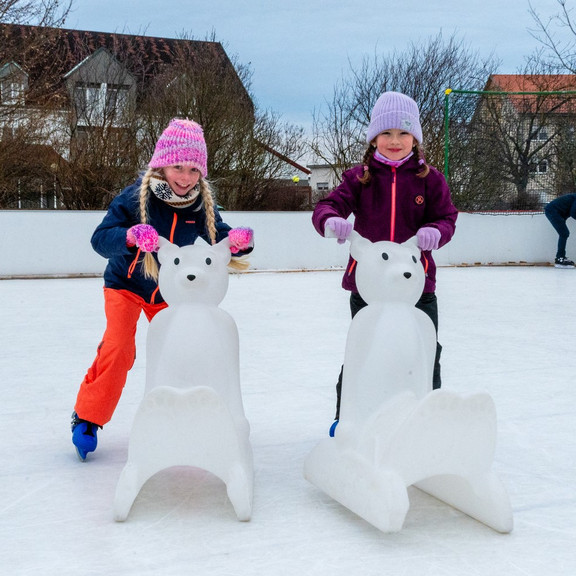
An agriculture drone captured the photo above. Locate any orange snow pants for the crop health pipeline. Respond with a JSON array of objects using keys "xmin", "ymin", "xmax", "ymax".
[{"xmin": 74, "ymin": 288, "xmax": 167, "ymax": 427}]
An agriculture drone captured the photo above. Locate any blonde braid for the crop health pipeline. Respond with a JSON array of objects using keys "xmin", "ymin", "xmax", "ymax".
[
  {"xmin": 199, "ymin": 178, "xmax": 217, "ymax": 245},
  {"xmin": 138, "ymin": 169, "xmax": 160, "ymax": 281},
  {"xmin": 198, "ymin": 177, "xmax": 249, "ymax": 272}
]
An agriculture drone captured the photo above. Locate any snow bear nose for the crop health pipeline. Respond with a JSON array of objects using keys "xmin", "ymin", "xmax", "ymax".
[
  {"xmin": 404, "ymin": 272, "xmax": 412, "ymax": 279},
  {"xmin": 187, "ymin": 274, "xmax": 196, "ymax": 281}
]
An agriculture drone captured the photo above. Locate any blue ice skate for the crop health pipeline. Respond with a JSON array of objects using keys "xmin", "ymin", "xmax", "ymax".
[
  {"xmin": 71, "ymin": 412, "xmax": 98, "ymax": 461},
  {"xmin": 329, "ymin": 419, "xmax": 339, "ymax": 437}
]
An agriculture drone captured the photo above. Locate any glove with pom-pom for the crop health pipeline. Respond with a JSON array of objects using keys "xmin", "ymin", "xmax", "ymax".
[
  {"xmin": 228, "ymin": 227, "xmax": 254, "ymax": 254},
  {"xmin": 416, "ymin": 227, "xmax": 441, "ymax": 251},
  {"xmin": 126, "ymin": 224, "xmax": 159, "ymax": 252},
  {"xmin": 325, "ymin": 217, "xmax": 353, "ymax": 244}
]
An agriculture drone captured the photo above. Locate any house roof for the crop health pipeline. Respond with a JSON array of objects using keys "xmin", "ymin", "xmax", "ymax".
[
  {"xmin": 484, "ymin": 74, "xmax": 576, "ymax": 115},
  {"xmin": 0, "ymin": 23, "xmax": 250, "ymax": 107},
  {"xmin": 257, "ymin": 141, "xmax": 311, "ymax": 175},
  {"xmin": 486, "ymin": 74, "xmax": 576, "ymax": 93}
]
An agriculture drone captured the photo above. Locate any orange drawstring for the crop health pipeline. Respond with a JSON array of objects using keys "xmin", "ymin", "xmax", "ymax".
[
  {"xmin": 127, "ymin": 248, "xmax": 141, "ymax": 279},
  {"xmin": 169, "ymin": 213, "xmax": 178, "ymax": 242}
]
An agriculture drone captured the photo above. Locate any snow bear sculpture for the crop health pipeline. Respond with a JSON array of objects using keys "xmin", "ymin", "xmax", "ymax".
[
  {"xmin": 113, "ymin": 237, "xmax": 253, "ymax": 522},
  {"xmin": 304, "ymin": 231, "xmax": 513, "ymax": 533}
]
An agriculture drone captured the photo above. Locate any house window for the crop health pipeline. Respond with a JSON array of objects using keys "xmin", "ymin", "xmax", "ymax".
[
  {"xmin": 74, "ymin": 82, "xmax": 130, "ymax": 124},
  {"xmin": 535, "ymin": 128, "xmax": 549, "ymax": 141},
  {"xmin": 529, "ymin": 159, "xmax": 548, "ymax": 174},
  {"xmin": 0, "ymin": 78, "xmax": 25, "ymax": 105},
  {"xmin": 105, "ymin": 84, "xmax": 130, "ymax": 117},
  {"xmin": 74, "ymin": 82, "xmax": 104, "ymax": 124},
  {"xmin": 317, "ymin": 182, "xmax": 330, "ymax": 191}
]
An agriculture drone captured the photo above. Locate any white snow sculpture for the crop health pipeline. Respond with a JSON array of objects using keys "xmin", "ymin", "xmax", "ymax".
[
  {"xmin": 304, "ymin": 231, "xmax": 513, "ymax": 533},
  {"xmin": 113, "ymin": 237, "xmax": 253, "ymax": 522}
]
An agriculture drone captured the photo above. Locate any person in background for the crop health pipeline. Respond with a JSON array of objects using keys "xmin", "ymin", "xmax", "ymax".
[
  {"xmin": 544, "ymin": 193, "xmax": 576, "ymax": 268},
  {"xmin": 71, "ymin": 118, "xmax": 253, "ymax": 460},
  {"xmin": 312, "ymin": 92, "xmax": 458, "ymax": 435}
]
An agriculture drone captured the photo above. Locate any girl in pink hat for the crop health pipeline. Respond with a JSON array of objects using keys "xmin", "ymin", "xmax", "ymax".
[{"xmin": 71, "ymin": 118, "xmax": 253, "ymax": 460}]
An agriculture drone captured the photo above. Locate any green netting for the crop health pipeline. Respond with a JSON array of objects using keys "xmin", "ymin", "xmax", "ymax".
[{"xmin": 444, "ymin": 88, "xmax": 576, "ymax": 213}]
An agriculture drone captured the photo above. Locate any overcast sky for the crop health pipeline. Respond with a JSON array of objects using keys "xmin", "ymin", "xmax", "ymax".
[{"xmin": 67, "ymin": 0, "xmax": 571, "ymax": 129}]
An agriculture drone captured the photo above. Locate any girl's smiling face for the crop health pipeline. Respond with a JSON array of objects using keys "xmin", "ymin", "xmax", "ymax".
[
  {"xmin": 163, "ymin": 165, "xmax": 201, "ymax": 196},
  {"xmin": 374, "ymin": 129, "xmax": 415, "ymax": 161}
]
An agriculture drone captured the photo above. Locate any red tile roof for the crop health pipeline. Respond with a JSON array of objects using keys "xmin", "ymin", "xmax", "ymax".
[
  {"xmin": 484, "ymin": 74, "xmax": 576, "ymax": 115},
  {"xmin": 486, "ymin": 74, "xmax": 576, "ymax": 93}
]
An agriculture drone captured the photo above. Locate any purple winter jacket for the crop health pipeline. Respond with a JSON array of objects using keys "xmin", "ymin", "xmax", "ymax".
[{"xmin": 312, "ymin": 156, "xmax": 458, "ymax": 293}]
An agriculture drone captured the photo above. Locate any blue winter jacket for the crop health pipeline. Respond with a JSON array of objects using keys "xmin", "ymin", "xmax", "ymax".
[
  {"xmin": 545, "ymin": 193, "xmax": 576, "ymax": 220},
  {"xmin": 312, "ymin": 156, "xmax": 458, "ymax": 293},
  {"xmin": 91, "ymin": 179, "xmax": 232, "ymax": 304}
]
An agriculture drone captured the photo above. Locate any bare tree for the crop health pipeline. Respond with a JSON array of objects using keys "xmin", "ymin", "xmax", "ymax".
[
  {"xmin": 0, "ymin": 0, "xmax": 72, "ymax": 26},
  {"xmin": 528, "ymin": 0, "xmax": 576, "ymax": 73},
  {"xmin": 0, "ymin": 2, "xmax": 73, "ymax": 207},
  {"xmin": 450, "ymin": 72, "xmax": 576, "ymax": 210},
  {"xmin": 310, "ymin": 32, "xmax": 496, "ymax": 184},
  {"xmin": 138, "ymin": 32, "xmax": 307, "ymax": 210},
  {"xmin": 1, "ymin": 22, "xmax": 307, "ymax": 210}
]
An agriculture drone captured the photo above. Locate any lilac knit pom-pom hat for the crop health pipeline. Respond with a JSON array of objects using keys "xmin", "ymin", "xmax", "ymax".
[
  {"xmin": 366, "ymin": 91, "xmax": 423, "ymax": 145},
  {"xmin": 149, "ymin": 118, "xmax": 208, "ymax": 177}
]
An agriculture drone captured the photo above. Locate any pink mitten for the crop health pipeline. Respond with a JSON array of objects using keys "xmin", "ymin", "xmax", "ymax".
[
  {"xmin": 416, "ymin": 227, "xmax": 441, "ymax": 251},
  {"xmin": 325, "ymin": 217, "xmax": 353, "ymax": 244},
  {"xmin": 126, "ymin": 224, "xmax": 159, "ymax": 252},
  {"xmin": 228, "ymin": 227, "xmax": 254, "ymax": 254}
]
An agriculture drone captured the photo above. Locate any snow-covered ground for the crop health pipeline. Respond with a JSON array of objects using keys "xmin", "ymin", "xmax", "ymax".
[{"xmin": 1, "ymin": 267, "xmax": 575, "ymax": 575}]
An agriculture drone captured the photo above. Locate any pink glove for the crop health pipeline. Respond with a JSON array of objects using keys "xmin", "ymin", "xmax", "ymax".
[
  {"xmin": 228, "ymin": 227, "xmax": 254, "ymax": 254},
  {"xmin": 416, "ymin": 227, "xmax": 441, "ymax": 251},
  {"xmin": 325, "ymin": 217, "xmax": 353, "ymax": 244},
  {"xmin": 126, "ymin": 224, "xmax": 159, "ymax": 252}
]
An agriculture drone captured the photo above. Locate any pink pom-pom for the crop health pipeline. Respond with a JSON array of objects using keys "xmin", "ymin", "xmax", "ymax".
[
  {"xmin": 228, "ymin": 227, "xmax": 253, "ymax": 254},
  {"xmin": 127, "ymin": 224, "xmax": 159, "ymax": 252},
  {"xmin": 126, "ymin": 228, "xmax": 137, "ymax": 247}
]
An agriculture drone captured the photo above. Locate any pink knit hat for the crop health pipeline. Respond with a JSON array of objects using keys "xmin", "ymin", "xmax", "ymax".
[{"xmin": 149, "ymin": 118, "xmax": 208, "ymax": 177}]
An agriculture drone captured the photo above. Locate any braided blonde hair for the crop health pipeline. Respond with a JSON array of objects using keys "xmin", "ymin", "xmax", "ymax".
[
  {"xmin": 137, "ymin": 168, "xmax": 248, "ymax": 280},
  {"xmin": 138, "ymin": 169, "xmax": 158, "ymax": 280}
]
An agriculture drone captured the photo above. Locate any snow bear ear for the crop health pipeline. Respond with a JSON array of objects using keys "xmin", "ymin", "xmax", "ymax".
[
  {"xmin": 349, "ymin": 230, "xmax": 369, "ymax": 261},
  {"xmin": 193, "ymin": 236, "xmax": 210, "ymax": 247},
  {"xmin": 157, "ymin": 237, "xmax": 177, "ymax": 264},
  {"xmin": 402, "ymin": 236, "xmax": 421, "ymax": 258},
  {"xmin": 214, "ymin": 236, "xmax": 233, "ymax": 265}
]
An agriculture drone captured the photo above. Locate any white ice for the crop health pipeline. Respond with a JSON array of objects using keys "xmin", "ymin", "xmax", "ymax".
[{"xmin": 1, "ymin": 266, "xmax": 575, "ymax": 575}]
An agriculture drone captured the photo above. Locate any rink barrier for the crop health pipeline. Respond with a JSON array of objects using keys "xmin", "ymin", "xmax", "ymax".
[{"xmin": 1, "ymin": 210, "xmax": 573, "ymax": 278}]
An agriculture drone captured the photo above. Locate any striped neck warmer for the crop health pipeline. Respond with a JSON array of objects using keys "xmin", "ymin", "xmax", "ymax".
[{"xmin": 149, "ymin": 173, "xmax": 201, "ymax": 208}]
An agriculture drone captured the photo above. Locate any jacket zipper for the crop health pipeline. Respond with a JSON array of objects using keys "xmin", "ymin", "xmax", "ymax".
[
  {"xmin": 390, "ymin": 167, "xmax": 397, "ymax": 242},
  {"xmin": 349, "ymin": 166, "xmax": 398, "ymax": 277}
]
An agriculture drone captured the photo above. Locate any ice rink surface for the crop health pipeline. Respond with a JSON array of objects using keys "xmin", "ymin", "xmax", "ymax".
[{"xmin": 1, "ymin": 266, "xmax": 575, "ymax": 575}]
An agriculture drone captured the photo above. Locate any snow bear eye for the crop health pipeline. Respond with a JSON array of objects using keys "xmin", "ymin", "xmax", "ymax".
[
  {"xmin": 205, "ymin": 257, "xmax": 212, "ymax": 265},
  {"xmin": 174, "ymin": 258, "xmax": 180, "ymax": 265},
  {"xmin": 412, "ymin": 255, "xmax": 417, "ymax": 263},
  {"xmin": 381, "ymin": 252, "xmax": 389, "ymax": 260}
]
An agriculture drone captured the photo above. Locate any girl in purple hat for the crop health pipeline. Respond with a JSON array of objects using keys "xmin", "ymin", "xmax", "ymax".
[
  {"xmin": 312, "ymin": 92, "xmax": 458, "ymax": 433},
  {"xmin": 70, "ymin": 118, "xmax": 253, "ymax": 460}
]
